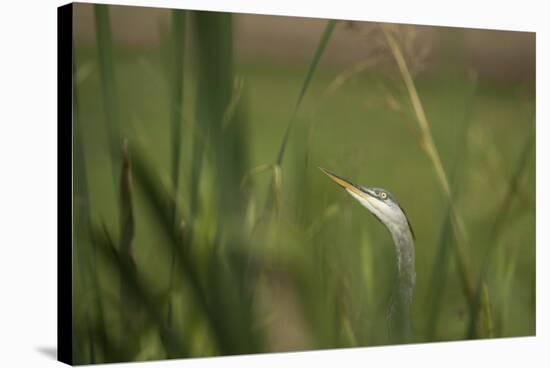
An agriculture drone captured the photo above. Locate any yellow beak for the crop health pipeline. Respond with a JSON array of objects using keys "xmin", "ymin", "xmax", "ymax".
[{"xmin": 319, "ymin": 167, "xmax": 367, "ymax": 199}]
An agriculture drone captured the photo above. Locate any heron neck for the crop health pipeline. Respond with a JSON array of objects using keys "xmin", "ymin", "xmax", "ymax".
[
  {"xmin": 390, "ymin": 224, "xmax": 416, "ymax": 302},
  {"xmin": 387, "ymin": 221, "xmax": 416, "ymax": 343}
]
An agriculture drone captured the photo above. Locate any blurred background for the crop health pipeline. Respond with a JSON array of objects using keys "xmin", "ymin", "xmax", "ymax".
[{"xmin": 71, "ymin": 3, "xmax": 535, "ymax": 364}]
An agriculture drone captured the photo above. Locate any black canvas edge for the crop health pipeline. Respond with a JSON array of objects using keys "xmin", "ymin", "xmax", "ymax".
[{"xmin": 58, "ymin": 3, "xmax": 74, "ymax": 366}]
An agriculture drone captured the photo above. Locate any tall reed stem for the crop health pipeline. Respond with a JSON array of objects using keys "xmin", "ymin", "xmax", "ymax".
[{"xmin": 382, "ymin": 26, "xmax": 475, "ymax": 307}]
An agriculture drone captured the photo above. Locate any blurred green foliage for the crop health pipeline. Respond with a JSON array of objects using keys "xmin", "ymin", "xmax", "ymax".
[{"xmin": 71, "ymin": 6, "xmax": 535, "ymax": 364}]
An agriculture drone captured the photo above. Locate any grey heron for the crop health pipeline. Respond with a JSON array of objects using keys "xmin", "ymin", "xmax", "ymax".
[{"xmin": 320, "ymin": 167, "xmax": 416, "ymax": 343}]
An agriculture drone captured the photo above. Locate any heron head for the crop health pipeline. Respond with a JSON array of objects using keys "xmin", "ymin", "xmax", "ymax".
[{"xmin": 319, "ymin": 167, "xmax": 414, "ymax": 239}]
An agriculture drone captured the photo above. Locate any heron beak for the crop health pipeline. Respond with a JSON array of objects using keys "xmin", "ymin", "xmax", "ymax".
[{"xmin": 319, "ymin": 167, "xmax": 369, "ymax": 200}]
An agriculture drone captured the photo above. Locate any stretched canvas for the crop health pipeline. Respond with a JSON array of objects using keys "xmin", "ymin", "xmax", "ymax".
[{"xmin": 58, "ymin": 2, "xmax": 535, "ymax": 365}]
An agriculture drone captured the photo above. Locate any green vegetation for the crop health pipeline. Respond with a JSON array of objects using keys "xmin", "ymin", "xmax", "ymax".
[{"xmin": 72, "ymin": 7, "xmax": 535, "ymax": 364}]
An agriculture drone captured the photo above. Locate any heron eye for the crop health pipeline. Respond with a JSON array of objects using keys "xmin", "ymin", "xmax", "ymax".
[{"xmin": 380, "ymin": 192, "xmax": 388, "ymax": 200}]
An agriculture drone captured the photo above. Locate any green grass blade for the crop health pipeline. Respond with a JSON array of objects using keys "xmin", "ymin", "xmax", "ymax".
[
  {"xmin": 119, "ymin": 141, "xmax": 134, "ymax": 262},
  {"xmin": 167, "ymin": 8, "xmax": 186, "ymax": 326},
  {"xmin": 118, "ymin": 141, "xmax": 137, "ymax": 337},
  {"xmin": 73, "ymin": 58, "xmax": 96, "ymax": 364},
  {"xmin": 494, "ymin": 240, "xmax": 521, "ymax": 336},
  {"xmin": 91, "ymin": 223, "xmax": 190, "ymax": 360},
  {"xmin": 188, "ymin": 11, "xmax": 234, "ymax": 225},
  {"xmin": 276, "ymin": 19, "xmax": 336, "ymax": 165},
  {"xmin": 261, "ymin": 19, "xmax": 336, "ymax": 218},
  {"xmin": 169, "ymin": 9, "xmax": 186, "ymax": 195},
  {"xmin": 488, "ymin": 131, "xmax": 535, "ymax": 243},
  {"xmin": 466, "ymin": 131, "xmax": 535, "ymax": 338},
  {"xmin": 73, "ymin": 46, "xmax": 110, "ymax": 364},
  {"xmin": 425, "ymin": 73, "xmax": 478, "ymax": 340},
  {"xmin": 94, "ymin": 4, "xmax": 121, "ymax": 190},
  {"xmin": 478, "ymin": 283, "xmax": 495, "ymax": 338},
  {"xmin": 130, "ymin": 146, "xmax": 209, "ymax": 334},
  {"xmin": 192, "ymin": 11, "xmax": 248, "ymax": 221},
  {"xmin": 131, "ymin": 146, "xmax": 260, "ymax": 355},
  {"xmin": 424, "ymin": 199, "xmax": 454, "ymax": 340}
]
